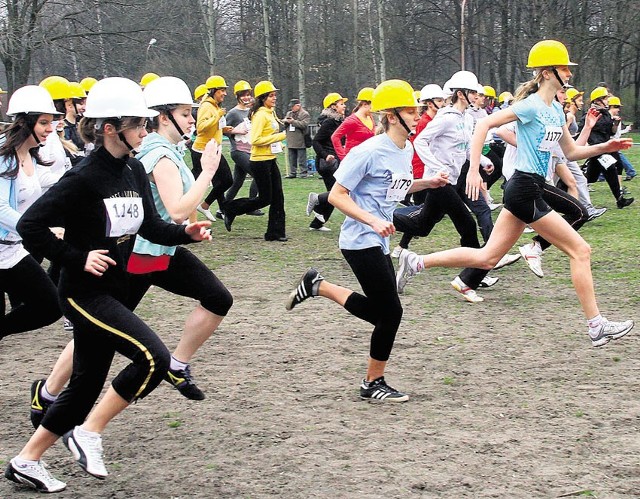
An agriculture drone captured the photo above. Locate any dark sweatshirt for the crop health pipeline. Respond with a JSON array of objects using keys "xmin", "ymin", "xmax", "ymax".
[{"xmin": 17, "ymin": 146, "xmax": 193, "ymax": 300}]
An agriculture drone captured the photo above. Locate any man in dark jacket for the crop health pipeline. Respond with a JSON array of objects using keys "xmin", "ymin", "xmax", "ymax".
[{"xmin": 284, "ymin": 99, "xmax": 311, "ymax": 178}]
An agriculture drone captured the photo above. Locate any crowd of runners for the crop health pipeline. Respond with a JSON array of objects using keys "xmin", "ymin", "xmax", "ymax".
[{"xmin": 0, "ymin": 39, "xmax": 635, "ymax": 493}]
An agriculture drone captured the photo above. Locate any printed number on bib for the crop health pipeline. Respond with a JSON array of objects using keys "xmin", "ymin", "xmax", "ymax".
[
  {"xmin": 386, "ymin": 173, "xmax": 413, "ymax": 202},
  {"xmin": 270, "ymin": 142, "xmax": 283, "ymax": 154},
  {"xmin": 104, "ymin": 197, "xmax": 144, "ymax": 237},
  {"xmin": 538, "ymin": 126, "xmax": 563, "ymax": 152},
  {"xmin": 598, "ymin": 154, "xmax": 616, "ymax": 169}
]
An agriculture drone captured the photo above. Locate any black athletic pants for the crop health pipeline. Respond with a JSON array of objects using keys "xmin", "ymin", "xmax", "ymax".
[
  {"xmin": 225, "ymin": 150, "xmax": 258, "ymax": 203},
  {"xmin": 310, "ymin": 158, "xmax": 339, "ymax": 229},
  {"xmin": 191, "ymin": 150, "xmax": 233, "ymax": 209}
]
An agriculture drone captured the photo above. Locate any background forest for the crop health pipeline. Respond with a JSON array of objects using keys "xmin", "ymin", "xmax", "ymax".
[{"xmin": 1, "ymin": 0, "xmax": 639, "ymax": 122}]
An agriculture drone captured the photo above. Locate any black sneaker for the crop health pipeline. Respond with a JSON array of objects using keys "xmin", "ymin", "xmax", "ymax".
[
  {"xmin": 165, "ymin": 366, "xmax": 205, "ymax": 400},
  {"xmin": 285, "ymin": 268, "xmax": 324, "ymax": 311},
  {"xmin": 360, "ymin": 376, "xmax": 409, "ymax": 402},
  {"xmin": 247, "ymin": 209, "xmax": 264, "ymax": 216},
  {"xmin": 617, "ymin": 196, "xmax": 634, "ymax": 208},
  {"xmin": 30, "ymin": 379, "xmax": 51, "ymax": 429}
]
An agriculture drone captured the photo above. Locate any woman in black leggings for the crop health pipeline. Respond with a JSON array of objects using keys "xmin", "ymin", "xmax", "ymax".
[{"xmin": 5, "ymin": 77, "xmax": 213, "ymax": 494}]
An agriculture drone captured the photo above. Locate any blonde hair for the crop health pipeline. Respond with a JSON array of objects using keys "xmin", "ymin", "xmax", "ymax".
[{"xmin": 513, "ymin": 71, "xmax": 546, "ymax": 104}]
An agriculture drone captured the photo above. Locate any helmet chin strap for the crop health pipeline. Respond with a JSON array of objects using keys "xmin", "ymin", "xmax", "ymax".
[
  {"xmin": 117, "ymin": 131, "xmax": 137, "ymax": 154},
  {"xmin": 166, "ymin": 111, "xmax": 189, "ymax": 140},
  {"xmin": 31, "ymin": 130, "xmax": 44, "ymax": 147},
  {"xmin": 552, "ymin": 68, "xmax": 569, "ymax": 89},
  {"xmin": 393, "ymin": 109, "xmax": 412, "ymax": 135}
]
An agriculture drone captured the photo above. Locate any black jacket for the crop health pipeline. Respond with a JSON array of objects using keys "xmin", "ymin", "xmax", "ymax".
[{"xmin": 312, "ymin": 109, "xmax": 344, "ymax": 159}]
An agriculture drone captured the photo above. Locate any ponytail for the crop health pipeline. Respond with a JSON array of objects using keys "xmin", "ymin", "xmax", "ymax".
[{"xmin": 513, "ymin": 71, "xmax": 546, "ymax": 104}]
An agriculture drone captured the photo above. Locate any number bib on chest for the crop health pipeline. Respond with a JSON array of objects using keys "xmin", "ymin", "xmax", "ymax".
[
  {"xmin": 386, "ymin": 173, "xmax": 413, "ymax": 202},
  {"xmin": 538, "ymin": 126, "xmax": 563, "ymax": 152},
  {"xmin": 270, "ymin": 142, "xmax": 283, "ymax": 154},
  {"xmin": 104, "ymin": 197, "xmax": 144, "ymax": 237}
]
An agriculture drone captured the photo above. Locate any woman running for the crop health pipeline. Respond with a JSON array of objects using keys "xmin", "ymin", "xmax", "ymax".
[
  {"xmin": 0, "ymin": 85, "xmax": 62, "ymax": 341},
  {"xmin": 285, "ymin": 80, "xmax": 447, "ymax": 402},
  {"xmin": 396, "ymin": 40, "xmax": 634, "ymax": 347},
  {"xmin": 222, "ymin": 80, "xmax": 288, "ymax": 241},
  {"xmin": 5, "ymin": 77, "xmax": 213, "ymax": 493}
]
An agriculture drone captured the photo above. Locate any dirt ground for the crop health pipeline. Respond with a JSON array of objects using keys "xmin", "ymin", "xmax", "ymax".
[{"xmin": 1, "ymin": 229, "xmax": 639, "ymax": 498}]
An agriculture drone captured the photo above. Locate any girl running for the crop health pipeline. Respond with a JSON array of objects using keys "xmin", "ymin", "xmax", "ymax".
[
  {"xmin": 396, "ymin": 40, "xmax": 634, "ymax": 347},
  {"xmin": 5, "ymin": 77, "xmax": 213, "ymax": 493},
  {"xmin": 285, "ymin": 80, "xmax": 447, "ymax": 402}
]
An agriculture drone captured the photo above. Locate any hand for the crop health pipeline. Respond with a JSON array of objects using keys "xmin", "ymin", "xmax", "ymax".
[
  {"xmin": 423, "ymin": 171, "xmax": 449, "ymax": 188},
  {"xmin": 465, "ymin": 169, "xmax": 483, "ymax": 201},
  {"xmin": 369, "ymin": 217, "xmax": 395, "ymax": 237},
  {"xmin": 50, "ymin": 227, "xmax": 65, "ymax": 239},
  {"xmin": 482, "ymin": 163, "xmax": 495, "ymax": 174},
  {"xmin": 222, "ymin": 126, "xmax": 234, "ymax": 133},
  {"xmin": 185, "ymin": 221, "xmax": 213, "ymax": 242},
  {"xmin": 201, "ymin": 140, "xmax": 222, "ymax": 177},
  {"xmin": 84, "ymin": 249, "xmax": 116, "ymax": 277},
  {"xmin": 585, "ymin": 108, "xmax": 601, "ymax": 129},
  {"xmin": 326, "ymin": 155, "xmax": 336, "ymax": 164},
  {"xmin": 603, "ymin": 138, "xmax": 633, "ymax": 153}
]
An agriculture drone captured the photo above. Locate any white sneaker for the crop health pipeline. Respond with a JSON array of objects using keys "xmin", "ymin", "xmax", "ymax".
[
  {"xmin": 493, "ymin": 253, "xmax": 521, "ymax": 270},
  {"xmin": 196, "ymin": 205, "xmax": 216, "ymax": 222},
  {"xmin": 62, "ymin": 318, "xmax": 74, "ymax": 332},
  {"xmin": 519, "ymin": 243, "xmax": 543, "ymax": 278},
  {"xmin": 309, "ymin": 226, "xmax": 331, "ymax": 232},
  {"xmin": 5, "ymin": 457, "xmax": 66, "ymax": 493},
  {"xmin": 479, "ymin": 275, "xmax": 499, "ymax": 288},
  {"xmin": 306, "ymin": 192, "xmax": 319, "ymax": 216},
  {"xmin": 589, "ymin": 319, "xmax": 634, "ymax": 347},
  {"xmin": 451, "ymin": 276, "xmax": 484, "ymax": 303},
  {"xmin": 488, "ymin": 203, "xmax": 502, "ymax": 211},
  {"xmin": 390, "ymin": 245, "xmax": 403, "ymax": 258},
  {"xmin": 396, "ymin": 249, "xmax": 422, "ymax": 294},
  {"xmin": 312, "ymin": 211, "xmax": 325, "ymax": 224},
  {"xmin": 523, "ymin": 225, "xmax": 535, "ymax": 234},
  {"xmin": 63, "ymin": 426, "xmax": 108, "ymax": 479}
]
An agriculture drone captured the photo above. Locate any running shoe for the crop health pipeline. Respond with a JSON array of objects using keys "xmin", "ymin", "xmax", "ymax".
[
  {"xmin": 215, "ymin": 210, "xmax": 224, "ymax": 220},
  {"xmin": 519, "ymin": 242, "xmax": 544, "ymax": 278},
  {"xmin": 306, "ymin": 192, "xmax": 319, "ymax": 217},
  {"xmin": 312, "ymin": 211, "xmax": 325, "ymax": 224},
  {"xmin": 5, "ymin": 458, "xmax": 66, "ymax": 493},
  {"xmin": 196, "ymin": 205, "xmax": 216, "ymax": 222},
  {"xmin": 360, "ymin": 376, "xmax": 409, "ymax": 402},
  {"xmin": 63, "ymin": 426, "xmax": 108, "ymax": 479},
  {"xmin": 493, "ymin": 253, "xmax": 521, "ymax": 270},
  {"xmin": 589, "ymin": 319, "xmax": 634, "ymax": 347},
  {"xmin": 285, "ymin": 268, "xmax": 324, "ymax": 310},
  {"xmin": 30, "ymin": 378, "xmax": 51, "ymax": 429},
  {"xmin": 390, "ymin": 245, "xmax": 403, "ymax": 259},
  {"xmin": 587, "ymin": 207, "xmax": 607, "ymax": 221},
  {"xmin": 478, "ymin": 275, "xmax": 499, "ymax": 288},
  {"xmin": 451, "ymin": 276, "xmax": 484, "ymax": 303},
  {"xmin": 488, "ymin": 202, "xmax": 502, "ymax": 211},
  {"xmin": 62, "ymin": 318, "xmax": 74, "ymax": 332},
  {"xmin": 309, "ymin": 226, "xmax": 331, "ymax": 232},
  {"xmin": 165, "ymin": 366, "xmax": 205, "ymax": 400},
  {"xmin": 223, "ymin": 212, "xmax": 234, "ymax": 232},
  {"xmin": 523, "ymin": 225, "xmax": 535, "ymax": 234},
  {"xmin": 617, "ymin": 196, "xmax": 634, "ymax": 208},
  {"xmin": 396, "ymin": 249, "xmax": 422, "ymax": 294}
]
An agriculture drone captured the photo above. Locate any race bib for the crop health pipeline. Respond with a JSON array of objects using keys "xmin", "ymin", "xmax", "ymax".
[
  {"xmin": 104, "ymin": 197, "xmax": 144, "ymax": 237},
  {"xmin": 270, "ymin": 142, "xmax": 283, "ymax": 154},
  {"xmin": 289, "ymin": 124, "xmax": 295, "ymax": 132},
  {"xmin": 218, "ymin": 116, "xmax": 227, "ymax": 129},
  {"xmin": 386, "ymin": 173, "xmax": 413, "ymax": 202},
  {"xmin": 598, "ymin": 154, "xmax": 616, "ymax": 169},
  {"xmin": 538, "ymin": 126, "xmax": 563, "ymax": 152}
]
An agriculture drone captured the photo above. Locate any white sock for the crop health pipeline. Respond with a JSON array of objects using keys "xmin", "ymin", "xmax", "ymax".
[
  {"xmin": 41, "ymin": 383, "xmax": 58, "ymax": 403},
  {"xmin": 410, "ymin": 252, "xmax": 424, "ymax": 272},
  {"xmin": 13, "ymin": 456, "xmax": 38, "ymax": 466},
  {"xmin": 170, "ymin": 356, "xmax": 188, "ymax": 371},
  {"xmin": 77, "ymin": 425, "xmax": 101, "ymax": 438},
  {"xmin": 588, "ymin": 314, "xmax": 605, "ymax": 332}
]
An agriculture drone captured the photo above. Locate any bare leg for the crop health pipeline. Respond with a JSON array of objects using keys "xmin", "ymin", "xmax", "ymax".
[
  {"xmin": 316, "ymin": 280, "xmax": 352, "ymax": 306},
  {"xmin": 18, "ymin": 427, "xmax": 60, "ymax": 461},
  {"xmin": 366, "ymin": 359, "xmax": 387, "ymax": 381},
  {"xmin": 44, "ymin": 340, "xmax": 74, "ymax": 396},
  {"xmin": 172, "ymin": 305, "xmax": 223, "ymax": 363},
  {"xmin": 530, "ymin": 210, "xmax": 598, "ymax": 318},
  {"xmin": 81, "ymin": 387, "xmax": 129, "ymax": 434}
]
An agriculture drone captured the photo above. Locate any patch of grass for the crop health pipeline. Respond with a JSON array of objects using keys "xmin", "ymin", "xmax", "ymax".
[
  {"xmin": 163, "ymin": 412, "xmax": 182, "ymax": 429},
  {"xmin": 575, "ymin": 410, "xmax": 584, "ymax": 418},
  {"xmin": 443, "ymin": 376, "xmax": 455, "ymax": 385}
]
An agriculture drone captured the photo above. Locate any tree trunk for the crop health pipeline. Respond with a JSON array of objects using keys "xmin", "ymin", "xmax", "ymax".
[
  {"xmin": 93, "ymin": 0, "xmax": 108, "ymax": 78},
  {"xmin": 262, "ymin": 0, "xmax": 273, "ymax": 81},
  {"xmin": 376, "ymin": 0, "xmax": 386, "ymax": 80},
  {"xmin": 296, "ymin": 0, "xmax": 305, "ymax": 105}
]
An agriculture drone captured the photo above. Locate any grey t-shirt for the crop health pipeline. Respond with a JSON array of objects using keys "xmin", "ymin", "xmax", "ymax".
[{"xmin": 225, "ymin": 107, "xmax": 251, "ymax": 153}]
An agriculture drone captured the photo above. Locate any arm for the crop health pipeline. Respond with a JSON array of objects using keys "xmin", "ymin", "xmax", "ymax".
[
  {"xmin": 495, "ymin": 124, "xmax": 517, "ymax": 146},
  {"xmin": 328, "ymin": 182, "xmax": 395, "ymax": 237},
  {"xmin": 312, "ymin": 121, "xmax": 336, "ymax": 160},
  {"xmin": 0, "ymin": 175, "xmax": 21, "ymax": 234},
  {"xmin": 408, "ymin": 171, "xmax": 449, "ymax": 193},
  {"xmin": 554, "ymin": 161, "xmax": 578, "ymax": 199},
  {"xmin": 413, "ymin": 117, "xmax": 449, "ymax": 175},
  {"xmin": 331, "ymin": 120, "xmax": 349, "ymax": 160},
  {"xmin": 289, "ymin": 110, "xmax": 310, "ymax": 130},
  {"xmin": 574, "ymin": 108, "xmax": 600, "ymax": 146},
  {"xmin": 559, "ymin": 125, "xmax": 632, "ymax": 162},
  {"xmin": 152, "ymin": 141, "xmax": 221, "ymax": 224},
  {"xmin": 196, "ymin": 102, "xmax": 223, "ymax": 135},
  {"xmin": 249, "ymin": 113, "xmax": 286, "ymax": 146}
]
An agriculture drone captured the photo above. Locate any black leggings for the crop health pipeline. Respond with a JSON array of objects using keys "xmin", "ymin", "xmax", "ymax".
[
  {"xmin": 225, "ymin": 150, "xmax": 258, "ymax": 203},
  {"xmin": 0, "ymin": 254, "xmax": 60, "ymax": 339},
  {"xmin": 191, "ymin": 150, "xmax": 233, "ymax": 209},
  {"xmin": 310, "ymin": 158, "xmax": 339, "ymax": 229},
  {"xmin": 585, "ymin": 154, "xmax": 623, "ymax": 201},
  {"xmin": 41, "ymin": 293, "xmax": 171, "ymax": 436},
  {"xmin": 125, "ymin": 246, "xmax": 233, "ymax": 317},
  {"xmin": 341, "ymin": 247, "xmax": 403, "ymax": 362}
]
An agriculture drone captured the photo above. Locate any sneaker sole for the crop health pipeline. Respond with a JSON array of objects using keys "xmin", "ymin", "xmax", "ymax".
[
  {"xmin": 360, "ymin": 394, "xmax": 410, "ymax": 403},
  {"xmin": 450, "ymin": 280, "xmax": 484, "ymax": 303},
  {"xmin": 591, "ymin": 322, "xmax": 635, "ymax": 347},
  {"xmin": 63, "ymin": 432, "xmax": 107, "ymax": 479},
  {"xmin": 5, "ymin": 464, "xmax": 66, "ymax": 493}
]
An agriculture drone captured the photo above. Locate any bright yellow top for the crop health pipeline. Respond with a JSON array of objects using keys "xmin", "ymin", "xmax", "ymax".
[
  {"xmin": 193, "ymin": 96, "xmax": 225, "ymax": 151},
  {"xmin": 249, "ymin": 107, "xmax": 286, "ymax": 161}
]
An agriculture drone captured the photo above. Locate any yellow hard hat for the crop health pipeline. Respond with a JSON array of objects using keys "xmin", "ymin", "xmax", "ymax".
[
  {"xmin": 356, "ymin": 87, "xmax": 375, "ymax": 102},
  {"xmin": 194, "ymin": 84, "xmax": 208, "ymax": 101},
  {"xmin": 608, "ymin": 96, "xmax": 621, "ymax": 106},
  {"xmin": 565, "ymin": 88, "xmax": 584, "ymax": 103},
  {"xmin": 205, "ymin": 75, "xmax": 228, "ymax": 89},
  {"xmin": 39, "ymin": 76, "xmax": 72, "ymax": 100},
  {"xmin": 590, "ymin": 86, "xmax": 609, "ymax": 102},
  {"xmin": 527, "ymin": 40, "xmax": 577, "ymax": 68},
  {"xmin": 498, "ymin": 91, "xmax": 513, "ymax": 104},
  {"xmin": 68, "ymin": 82, "xmax": 87, "ymax": 100},
  {"xmin": 140, "ymin": 72, "xmax": 160, "ymax": 88},
  {"xmin": 80, "ymin": 77, "xmax": 98, "ymax": 93},
  {"xmin": 254, "ymin": 80, "xmax": 278, "ymax": 98},
  {"xmin": 323, "ymin": 92, "xmax": 348, "ymax": 109},
  {"xmin": 371, "ymin": 79, "xmax": 418, "ymax": 112},
  {"xmin": 483, "ymin": 85, "xmax": 497, "ymax": 98},
  {"xmin": 233, "ymin": 80, "xmax": 252, "ymax": 94},
  {"xmin": 0, "ymin": 87, "xmax": 7, "ymax": 94}
]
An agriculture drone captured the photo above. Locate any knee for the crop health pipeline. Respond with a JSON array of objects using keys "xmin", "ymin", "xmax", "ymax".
[
  {"xmin": 573, "ymin": 241, "xmax": 591, "ymax": 261},
  {"xmin": 202, "ymin": 287, "xmax": 233, "ymax": 317}
]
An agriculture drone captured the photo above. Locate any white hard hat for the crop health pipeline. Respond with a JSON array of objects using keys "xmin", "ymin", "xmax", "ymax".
[
  {"xmin": 442, "ymin": 80, "xmax": 453, "ymax": 97},
  {"xmin": 447, "ymin": 71, "xmax": 479, "ymax": 92},
  {"xmin": 476, "ymin": 84, "xmax": 485, "ymax": 95},
  {"xmin": 84, "ymin": 77, "xmax": 158, "ymax": 119},
  {"xmin": 143, "ymin": 76, "xmax": 193, "ymax": 108},
  {"xmin": 419, "ymin": 84, "xmax": 447, "ymax": 101},
  {"xmin": 7, "ymin": 85, "xmax": 61, "ymax": 116}
]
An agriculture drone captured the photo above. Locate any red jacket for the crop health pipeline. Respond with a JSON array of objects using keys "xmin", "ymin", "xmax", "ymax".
[
  {"xmin": 410, "ymin": 113, "xmax": 433, "ymax": 179},
  {"xmin": 331, "ymin": 114, "xmax": 375, "ymax": 160}
]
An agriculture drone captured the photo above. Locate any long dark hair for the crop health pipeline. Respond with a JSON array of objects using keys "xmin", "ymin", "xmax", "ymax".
[
  {"xmin": 248, "ymin": 93, "xmax": 269, "ymax": 120},
  {"xmin": 0, "ymin": 114, "xmax": 50, "ymax": 179},
  {"xmin": 78, "ymin": 116, "xmax": 143, "ymax": 146}
]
